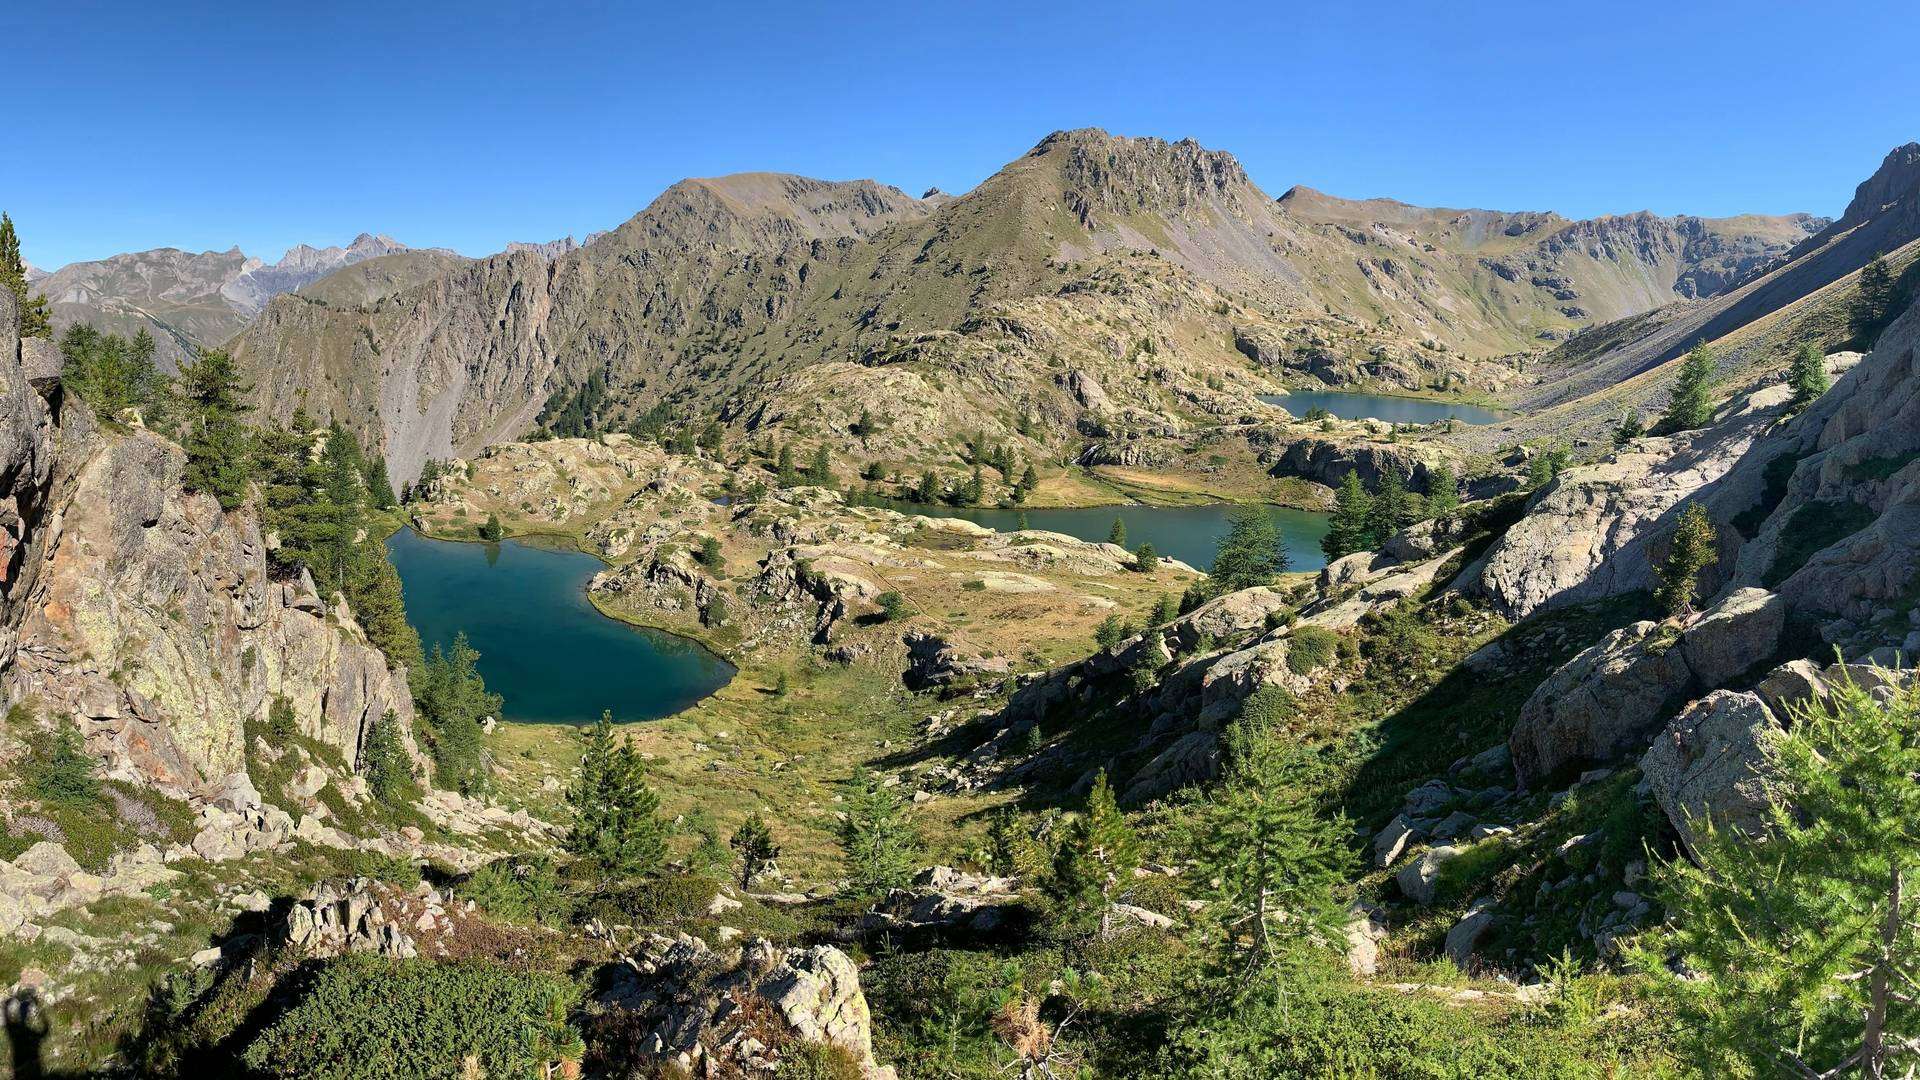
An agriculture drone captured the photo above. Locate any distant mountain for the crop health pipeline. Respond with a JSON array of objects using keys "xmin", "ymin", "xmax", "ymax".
[
  {"xmin": 226, "ymin": 130, "xmax": 1825, "ymax": 484},
  {"xmin": 31, "ymin": 233, "xmax": 450, "ymax": 367}
]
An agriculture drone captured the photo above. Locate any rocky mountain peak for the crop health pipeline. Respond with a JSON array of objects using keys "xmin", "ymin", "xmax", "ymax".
[
  {"xmin": 1833, "ymin": 141, "xmax": 1920, "ymax": 232},
  {"xmin": 1032, "ymin": 128, "xmax": 1260, "ymax": 220}
]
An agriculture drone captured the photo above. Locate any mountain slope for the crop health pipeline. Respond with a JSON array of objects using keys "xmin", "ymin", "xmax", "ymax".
[
  {"xmin": 226, "ymin": 129, "xmax": 1822, "ymax": 484},
  {"xmin": 31, "ymin": 233, "xmax": 451, "ymax": 368}
]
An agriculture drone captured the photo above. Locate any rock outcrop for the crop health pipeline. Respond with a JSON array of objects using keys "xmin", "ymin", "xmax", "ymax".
[
  {"xmin": 595, "ymin": 932, "xmax": 894, "ymax": 1079},
  {"xmin": 1508, "ymin": 589, "xmax": 1785, "ymax": 786},
  {"xmin": 2, "ymin": 425, "xmax": 418, "ymax": 794}
]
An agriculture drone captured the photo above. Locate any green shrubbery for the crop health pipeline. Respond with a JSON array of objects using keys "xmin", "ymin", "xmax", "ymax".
[
  {"xmin": 243, "ymin": 956, "xmax": 578, "ymax": 1080},
  {"xmin": 1284, "ymin": 625, "xmax": 1339, "ymax": 675}
]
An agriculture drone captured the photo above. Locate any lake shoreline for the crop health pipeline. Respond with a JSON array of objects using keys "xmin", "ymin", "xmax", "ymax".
[{"xmin": 387, "ymin": 528, "xmax": 737, "ymax": 726}]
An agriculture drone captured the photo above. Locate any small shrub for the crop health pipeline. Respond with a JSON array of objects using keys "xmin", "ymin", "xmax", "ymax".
[
  {"xmin": 458, "ymin": 855, "xmax": 569, "ymax": 924},
  {"xmin": 243, "ymin": 956, "xmax": 578, "ymax": 1080},
  {"xmin": 26, "ymin": 719, "xmax": 99, "ymax": 805},
  {"xmin": 1286, "ymin": 625, "xmax": 1339, "ymax": 675}
]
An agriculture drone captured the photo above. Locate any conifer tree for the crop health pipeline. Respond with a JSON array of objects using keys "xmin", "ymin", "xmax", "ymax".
[
  {"xmin": 960, "ymin": 464, "xmax": 985, "ymax": 506},
  {"xmin": 1014, "ymin": 463, "xmax": 1038, "ymax": 503},
  {"xmin": 0, "ymin": 212, "xmax": 51, "ymax": 337},
  {"xmin": 1210, "ymin": 504, "xmax": 1289, "ymax": 592},
  {"xmin": 1638, "ymin": 670, "xmax": 1920, "ymax": 1079},
  {"xmin": 1108, "ymin": 517, "xmax": 1127, "ymax": 546},
  {"xmin": 729, "ymin": 811, "xmax": 781, "ymax": 888},
  {"xmin": 1662, "ymin": 343, "xmax": 1718, "ymax": 431},
  {"xmin": 806, "ymin": 443, "xmax": 833, "ymax": 486},
  {"xmin": 416, "ymin": 633, "xmax": 501, "ymax": 792},
  {"xmin": 1654, "ymin": 503, "xmax": 1717, "ymax": 617},
  {"xmin": 1788, "ymin": 341, "xmax": 1830, "ymax": 407},
  {"xmin": 1424, "ymin": 463, "xmax": 1459, "ymax": 520},
  {"xmin": 985, "ymin": 806, "xmax": 1046, "ymax": 880},
  {"xmin": 1133, "ymin": 542, "xmax": 1158, "ymax": 573},
  {"xmin": 775, "ymin": 444, "xmax": 797, "ymax": 486},
  {"xmin": 176, "ymin": 348, "xmax": 254, "ymax": 510},
  {"xmin": 1321, "ymin": 472, "xmax": 1374, "ymax": 561},
  {"xmin": 1189, "ymin": 689, "xmax": 1352, "ymax": 991},
  {"xmin": 1365, "ymin": 471, "xmax": 1413, "ymax": 545},
  {"xmin": 567, "ymin": 711, "xmax": 668, "ymax": 883},
  {"xmin": 1852, "ymin": 255, "xmax": 1898, "ymax": 345},
  {"xmin": 837, "ymin": 768, "xmax": 919, "ymax": 896},
  {"xmin": 1149, "ymin": 593, "xmax": 1180, "ymax": 626},
  {"xmin": 1049, "ymin": 770, "xmax": 1140, "ymax": 937},
  {"xmin": 1613, "ymin": 411, "xmax": 1646, "ymax": 447}
]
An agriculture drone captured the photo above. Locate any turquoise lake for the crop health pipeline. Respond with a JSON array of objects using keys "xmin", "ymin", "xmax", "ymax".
[
  {"xmin": 864, "ymin": 499, "xmax": 1332, "ymax": 573},
  {"xmin": 1259, "ymin": 389, "xmax": 1508, "ymax": 426},
  {"xmin": 386, "ymin": 529, "xmax": 735, "ymax": 725}
]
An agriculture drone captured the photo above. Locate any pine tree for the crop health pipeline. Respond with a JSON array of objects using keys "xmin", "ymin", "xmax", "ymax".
[
  {"xmin": 1613, "ymin": 411, "xmax": 1646, "ymax": 447},
  {"xmin": 1049, "ymin": 770, "xmax": 1140, "ymax": 937},
  {"xmin": 1654, "ymin": 502, "xmax": 1718, "ymax": 617},
  {"xmin": 1852, "ymin": 256, "xmax": 1898, "ymax": 345},
  {"xmin": 1189, "ymin": 690, "xmax": 1353, "ymax": 992},
  {"xmin": 960, "ymin": 464, "xmax": 985, "ymax": 506},
  {"xmin": 1014, "ymin": 463, "xmax": 1038, "ymax": 503},
  {"xmin": 1321, "ymin": 472, "xmax": 1374, "ymax": 561},
  {"xmin": 775, "ymin": 444, "xmax": 798, "ymax": 486},
  {"xmin": 1424, "ymin": 463, "xmax": 1459, "ymax": 520},
  {"xmin": 985, "ymin": 806, "xmax": 1046, "ymax": 880},
  {"xmin": 1364, "ymin": 471, "xmax": 1413, "ymax": 545},
  {"xmin": 0, "ymin": 212, "xmax": 51, "ymax": 337},
  {"xmin": 729, "ymin": 811, "xmax": 781, "ymax": 888},
  {"xmin": 479, "ymin": 512, "xmax": 503, "ymax": 541},
  {"xmin": 1637, "ymin": 669, "xmax": 1920, "ymax": 1079},
  {"xmin": 837, "ymin": 768, "xmax": 919, "ymax": 896},
  {"xmin": 362, "ymin": 709, "xmax": 416, "ymax": 809},
  {"xmin": 1107, "ymin": 517, "xmax": 1127, "ymax": 546},
  {"xmin": 567, "ymin": 711, "xmax": 668, "ymax": 883},
  {"xmin": 176, "ymin": 348, "xmax": 255, "ymax": 511},
  {"xmin": 1210, "ymin": 504, "xmax": 1289, "ymax": 592},
  {"xmin": 1149, "ymin": 593, "xmax": 1180, "ymax": 626},
  {"xmin": 364, "ymin": 456, "xmax": 398, "ymax": 509},
  {"xmin": 1662, "ymin": 343, "xmax": 1718, "ymax": 431},
  {"xmin": 416, "ymin": 632, "xmax": 501, "ymax": 793},
  {"xmin": 913, "ymin": 471, "xmax": 941, "ymax": 503},
  {"xmin": 806, "ymin": 443, "xmax": 833, "ymax": 487},
  {"xmin": 1133, "ymin": 542, "xmax": 1158, "ymax": 573},
  {"xmin": 1788, "ymin": 342, "xmax": 1831, "ymax": 408}
]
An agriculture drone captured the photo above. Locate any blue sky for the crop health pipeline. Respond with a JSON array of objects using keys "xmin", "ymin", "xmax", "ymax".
[{"xmin": 6, "ymin": 0, "xmax": 1917, "ymax": 269}]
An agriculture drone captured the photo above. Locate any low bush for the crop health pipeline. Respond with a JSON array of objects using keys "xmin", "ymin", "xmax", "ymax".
[
  {"xmin": 243, "ymin": 956, "xmax": 578, "ymax": 1080},
  {"xmin": 1285, "ymin": 625, "xmax": 1339, "ymax": 675}
]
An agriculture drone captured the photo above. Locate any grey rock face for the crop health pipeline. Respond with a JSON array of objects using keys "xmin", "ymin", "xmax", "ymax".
[
  {"xmin": 1640, "ymin": 689, "xmax": 1782, "ymax": 855},
  {"xmin": 1509, "ymin": 588, "xmax": 1785, "ymax": 786}
]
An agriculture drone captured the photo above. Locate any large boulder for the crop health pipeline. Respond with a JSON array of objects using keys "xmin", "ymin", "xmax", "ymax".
[
  {"xmin": 1465, "ymin": 409, "xmax": 1776, "ymax": 620},
  {"xmin": 1509, "ymin": 589, "xmax": 1785, "ymax": 786},
  {"xmin": 1640, "ymin": 690, "xmax": 1782, "ymax": 855}
]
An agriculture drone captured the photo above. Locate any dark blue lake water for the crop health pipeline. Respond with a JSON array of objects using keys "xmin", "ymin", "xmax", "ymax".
[
  {"xmin": 386, "ymin": 529, "xmax": 735, "ymax": 725},
  {"xmin": 863, "ymin": 499, "xmax": 1331, "ymax": 573},
  {"xmin": 1259, "ymin": 389, "xmax": 1507, "ymax": 425}
]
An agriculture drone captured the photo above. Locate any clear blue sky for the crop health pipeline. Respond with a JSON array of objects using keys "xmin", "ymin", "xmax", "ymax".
[{"xmin": 7, "ymin": 0, "xmax": 1917, "ymax": 269}]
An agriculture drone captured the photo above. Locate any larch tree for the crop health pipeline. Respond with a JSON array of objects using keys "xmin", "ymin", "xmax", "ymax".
[{"xmin": 1639, "ymin": 669, "xmax": 1920, "ymax": 1080}]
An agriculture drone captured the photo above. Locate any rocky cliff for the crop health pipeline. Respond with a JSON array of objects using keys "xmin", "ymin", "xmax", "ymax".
[{"xmin": 0, "ymin": 285, "xmax": 416, "ymax": 799}]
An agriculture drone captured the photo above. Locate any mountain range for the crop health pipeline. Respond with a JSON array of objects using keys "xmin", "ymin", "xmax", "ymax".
[{"xmin": 207, "ymin": 129, "xmax": 1828, "ymax": 484}]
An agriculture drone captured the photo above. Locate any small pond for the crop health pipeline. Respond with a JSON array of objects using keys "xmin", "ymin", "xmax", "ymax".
[
  {"xmin": 1259, "ymin": 389, "xmax": 1508, "ymax": 426},
  {"xmin": 387, "ymin": 529, "xmax": 735, "ymax": 725}
]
